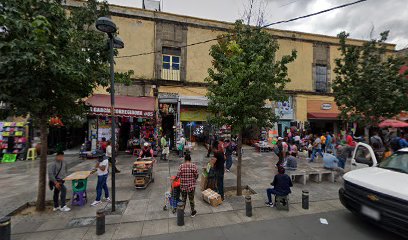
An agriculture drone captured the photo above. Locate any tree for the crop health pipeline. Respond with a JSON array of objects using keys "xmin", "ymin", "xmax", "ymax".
[
  {"xmin": 332, "ymin": 31, "xmax": 408, "ymax": 133},
  {"xmin": 0, "ymin": 0, "xmax": 112, "ymax": 211},
  {"xmin": 206, "ymin": 20, "xmax": 296, "ymax": 195}
]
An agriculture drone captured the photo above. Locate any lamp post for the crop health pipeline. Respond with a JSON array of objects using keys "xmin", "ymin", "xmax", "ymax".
[{"xmin": 96, "ymin": 17, "xmax": 124, "ymax": 212}]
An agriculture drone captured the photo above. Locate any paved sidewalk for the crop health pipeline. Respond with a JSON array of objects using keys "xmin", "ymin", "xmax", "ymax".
[{"xmin": 3, "ymin": 145, "xmax": 346, "ymax": 239}]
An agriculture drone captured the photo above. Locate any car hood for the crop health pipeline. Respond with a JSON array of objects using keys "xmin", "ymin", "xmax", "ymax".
[{"xmin": 343, "ymin": 167, "xmax": 408, "ymax": 201}]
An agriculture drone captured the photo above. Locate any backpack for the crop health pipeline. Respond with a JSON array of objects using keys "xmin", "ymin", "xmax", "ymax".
[
  {"xmin": 390, "ymin": 137, "xmax": 402, "ymax": 152},
  {"xmin": 274, "ymin": 145, "xmax": 281, "ymax": 156}
]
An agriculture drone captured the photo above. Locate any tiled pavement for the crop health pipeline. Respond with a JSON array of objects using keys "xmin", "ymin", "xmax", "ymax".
[{"xmin": 1, "ymin": 145, "xmax": 347, "ymax": 239}]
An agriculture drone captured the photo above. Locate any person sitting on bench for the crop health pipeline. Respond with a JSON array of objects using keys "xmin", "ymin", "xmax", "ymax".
[{"xmin": 265, "ymin": 166, "xmax": 293, "ymax": 207}]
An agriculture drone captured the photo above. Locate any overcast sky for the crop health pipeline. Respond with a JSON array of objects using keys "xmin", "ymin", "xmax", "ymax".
[{"xmin": 107, "ymin": 0, "xmax": 408, "ymax": 50}]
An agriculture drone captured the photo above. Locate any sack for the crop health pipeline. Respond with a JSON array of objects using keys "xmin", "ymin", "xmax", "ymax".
[{"xmin": 274, "ymin": 145, "xmax": 281, "ymax": 156}]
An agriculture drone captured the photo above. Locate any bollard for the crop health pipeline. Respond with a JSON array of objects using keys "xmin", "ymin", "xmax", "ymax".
[
  {"xmin": 96, "ymin": 209, "xmax": 105, "ymax": 235},
  {"xmin": 177, "ymin": 202, "xmax": 185, "ymax": 226},
  {"xmin": 245, "ymin": 195, "xmax": 252, "ymax": 217},
  {"xmin": 0, "ymin": 216, "xmax": 11, "ymax": 240},
  {"xmin": 302, "ymin": 190, "xmax": 309, "ymax": 210}
]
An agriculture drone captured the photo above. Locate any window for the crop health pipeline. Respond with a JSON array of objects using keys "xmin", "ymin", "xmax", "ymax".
[
  {"xmin": 315, "ymin": 65, "xmax": 328, "ymax": 93},
  {"xmin": 161, "ymin": 47, "xmax": 181, "ymax": 81}
]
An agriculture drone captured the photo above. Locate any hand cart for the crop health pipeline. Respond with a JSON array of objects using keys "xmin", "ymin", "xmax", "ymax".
[
  {"xmin": 132, "ymin": 157, "xmax": 155, "ymax": 189},
  {"xmin": 163, "ymin": 176, "xmax": 180, "ymax": 213}
]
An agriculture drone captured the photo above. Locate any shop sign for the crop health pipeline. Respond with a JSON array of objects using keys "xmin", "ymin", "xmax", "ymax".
[
  {"xmin": 321, "ymin": 103, "xmax": 332, "ymax": 110},
  {"xmin": 180, "ymin": 109, "xmax": 211, "ymax": 122},
  {"xmin": 90, "ymin": 106, "xmax": 154, "ymax": 118}
]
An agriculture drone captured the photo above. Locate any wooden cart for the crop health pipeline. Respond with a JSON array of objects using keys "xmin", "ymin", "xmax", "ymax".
[{"xmin": 132, "ymin": 158, "xmax": 155, "ymax": 189}]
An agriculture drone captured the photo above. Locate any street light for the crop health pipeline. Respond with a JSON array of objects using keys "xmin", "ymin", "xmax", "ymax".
[{"xmin": 96, "ymin": 16, "xmax": 124, "ymax": 212}]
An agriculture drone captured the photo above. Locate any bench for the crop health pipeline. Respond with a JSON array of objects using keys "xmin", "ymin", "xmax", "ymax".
[
  {"xmin": 288, "ymin": 170, "xmax": 306, "ymax": 185},
  {"xmin": 317, "ymin": 168, "xmax": 335, "ymax": 183}
]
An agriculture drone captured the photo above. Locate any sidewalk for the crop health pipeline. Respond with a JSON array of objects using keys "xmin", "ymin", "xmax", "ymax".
[{"xmin": 7, "ymin": 145, "xmax": 345, "ymax": 239}]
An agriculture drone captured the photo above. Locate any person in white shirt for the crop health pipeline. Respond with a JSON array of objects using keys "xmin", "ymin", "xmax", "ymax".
[
  {"xmin": 106, "ymin": 140, "xmax": 120, "ymax": 173},
  {"xmin": 178, "ymin": 136, "xmax": 186, "ymax": 158},
  {"xmin": 91, "ymin": 156, "xmax": 111, "ymax": 206}
]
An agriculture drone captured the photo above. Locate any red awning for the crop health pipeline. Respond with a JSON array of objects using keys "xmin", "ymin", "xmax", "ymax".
[
  {"xmin": 86, "ymin": 94, "xmax": 155, "ymax": 118},
  {"xmin": 307, "ymin": 113, "xmax": 339, "ymax": 120}
]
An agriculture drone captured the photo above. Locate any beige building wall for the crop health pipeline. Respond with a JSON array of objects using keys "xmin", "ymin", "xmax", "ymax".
[
  {"xmin": 186, "ymin": 27, "xmax": 223, "ymax": 83},
  {"xmin": 113, "ymin": 16, "xmax": 155, "ymax": 79},
  {"xmin": 329, "ymin": 45, "xmax": 342, "ymax": 85},
  {"xmin": 295, "ymin": 94, "xmax": 337, "ymax": 122},
  {"xmin": 159, "ymin": 86, "xmax": 207, "ymax": 96}
]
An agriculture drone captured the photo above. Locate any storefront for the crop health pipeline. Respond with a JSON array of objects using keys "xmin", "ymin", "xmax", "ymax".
[
  {"xmin": 274, "ymin": 96, "xmax": 295, "ymax": 137},
  {"xmin": 86, "ymin": 94, "xmax": 155, "ymax": 151},
  {"xmin": 180, "ymin": 96, "xmax": 210, "ymax": 142},
  {"xmin": 307, "ymin": 100, "xmax": 341, "ymax": 134},
  {"xmin": 158, "ymin": 93, "xmax": 178, "ymax": 149}
]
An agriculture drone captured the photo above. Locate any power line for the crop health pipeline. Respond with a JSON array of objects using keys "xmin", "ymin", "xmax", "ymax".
[{"xmin": 116, "ymin": 0, "xmax": 367, "ymax": 59}]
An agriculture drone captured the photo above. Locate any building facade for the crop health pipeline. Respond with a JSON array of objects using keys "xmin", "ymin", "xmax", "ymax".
[{"xmin": 68, "ymin": 0, "xmax": 397, "ymax": 139}]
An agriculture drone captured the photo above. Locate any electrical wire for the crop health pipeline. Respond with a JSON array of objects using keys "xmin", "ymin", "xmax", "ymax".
[{"xmin": 116, "ymin": 0, "xmax": 367, "ymax": 59}]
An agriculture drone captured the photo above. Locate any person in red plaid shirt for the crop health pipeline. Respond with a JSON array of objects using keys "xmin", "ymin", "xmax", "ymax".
[{"xmin": 176, "ymin": 154, "xmax": 199, "ymax": 217}]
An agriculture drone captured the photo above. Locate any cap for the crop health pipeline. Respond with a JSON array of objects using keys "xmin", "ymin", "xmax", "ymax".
[
  {"xmin": 278, "ymin": 137, "xmax": 283, "ymax": 141},
  {"xmin": 144, "ymin": 142, "xmax": 149, "ymax": 147}
]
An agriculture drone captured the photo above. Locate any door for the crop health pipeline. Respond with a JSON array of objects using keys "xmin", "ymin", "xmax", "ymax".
[{"xmin": 351, "ymin": 142, "xmax": 378, "ymax": 171}]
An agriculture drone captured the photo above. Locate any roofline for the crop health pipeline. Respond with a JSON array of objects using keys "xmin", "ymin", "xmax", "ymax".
[{"xmin": 66, "ymin": 0, "xmax": 396, "ymax": 49}]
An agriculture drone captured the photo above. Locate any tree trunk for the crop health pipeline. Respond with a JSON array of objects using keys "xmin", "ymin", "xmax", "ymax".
[
  {"xmin": 36, "ymin": 116, "xmax": 48, "ymax": 211},
  {"xmin": 236, "ymin": 130, "xmax": 243, "ymax": 196}
]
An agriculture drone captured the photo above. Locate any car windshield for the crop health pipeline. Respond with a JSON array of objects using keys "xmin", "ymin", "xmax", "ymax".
[{"xmin": 379, "ymin": 152, "xmax": 408, "ymax": 174}]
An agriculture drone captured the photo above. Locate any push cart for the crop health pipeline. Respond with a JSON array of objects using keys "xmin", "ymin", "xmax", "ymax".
[
  {"xmin": 132, "ymin": 157, "xmax": 155, "ymax": 189},
  {"xmin": 163, "ymin": 176, "xmax": 181, "ymax": 213}
]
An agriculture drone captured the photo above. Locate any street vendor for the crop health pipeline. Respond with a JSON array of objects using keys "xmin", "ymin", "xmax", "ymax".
[{"xmin": 139, "ymin": 142, "xmax": 154, "ymax": 158}]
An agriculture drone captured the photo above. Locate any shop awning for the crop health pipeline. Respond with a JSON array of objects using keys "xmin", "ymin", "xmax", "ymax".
[
  {"xmin": 307, "ymin": 113, "xmax": 339, "ymax": 120},
  {"xmin": 180, "ymin": 96, "xmax": 208, "ymax": 106},
  {"xmin": 86, "ymin": 94, "xmax": 155, "ymax": 118}
]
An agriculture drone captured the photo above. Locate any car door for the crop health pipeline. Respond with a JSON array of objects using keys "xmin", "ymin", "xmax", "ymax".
[{"xmin": 351, "ymin": 142, "xmax": 378, "ymax": 171}]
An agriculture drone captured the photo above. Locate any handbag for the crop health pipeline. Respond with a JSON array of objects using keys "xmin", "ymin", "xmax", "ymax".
[{"xmin": 49, "ymin": 162, "xmax": 63, "ymax": 190}]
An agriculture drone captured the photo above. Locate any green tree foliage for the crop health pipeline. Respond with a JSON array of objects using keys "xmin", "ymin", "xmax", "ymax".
[
  {"xmin": 333, "ymin": 31, "xmax": 408, "ymax": 126},
  {"xmin": 0, "ymin": 0, "xmax": 113, "ymax": 211},
  {"xmin": 206, "ymin": 20, "xmax": 296, "ymax": 195}
]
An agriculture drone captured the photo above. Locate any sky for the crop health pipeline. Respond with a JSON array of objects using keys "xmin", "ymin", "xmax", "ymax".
[{"xmin": 106, "ymin": 0, "xmax": 408, "ymax": 50}]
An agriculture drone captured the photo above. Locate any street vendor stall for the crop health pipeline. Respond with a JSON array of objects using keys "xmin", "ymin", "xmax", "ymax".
[
  {"xmin": 64, "ymin": 170, "xmax": 95, "ymax": 206},
  {"xmin": 132, "ymin": 157, "xmax": 155, "ymax": 189},
  {"xmin": 0, "ymin": 121, "xmax": 29, "ymax": 163}
]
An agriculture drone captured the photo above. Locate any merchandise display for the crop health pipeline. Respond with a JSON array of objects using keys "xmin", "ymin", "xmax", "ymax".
[{"xmin": 0, "ymin": 122, "xmax": 28, "ymax": 162}]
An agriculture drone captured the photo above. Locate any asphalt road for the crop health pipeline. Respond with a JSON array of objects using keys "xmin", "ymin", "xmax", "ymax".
[{"xmin": 140, "ymin": 209, "xmax": 405, "ymax": 240}]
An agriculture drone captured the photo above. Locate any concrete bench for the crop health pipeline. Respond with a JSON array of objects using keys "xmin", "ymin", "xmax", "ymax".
[
  {"xmin": 304, "ymin": 167, "xmax": 321, "ymax": 183},
  {"xmin": 288, "ymin": 170, "xmax": 306, "ymax": 185},
  {"xmin": 311, "ymin": 167, "xmax": 335, "ymax": 183}
]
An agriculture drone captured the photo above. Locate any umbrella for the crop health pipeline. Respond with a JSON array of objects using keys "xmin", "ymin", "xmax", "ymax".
[{"xmin": 378, "ymin": 119, "xmax": 408, "ymax": 128}]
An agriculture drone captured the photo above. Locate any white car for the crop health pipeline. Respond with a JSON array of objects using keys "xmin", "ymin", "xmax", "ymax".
[{"xmin": 339, "ymin": 142, "xmax": 408, "ymax": 238}]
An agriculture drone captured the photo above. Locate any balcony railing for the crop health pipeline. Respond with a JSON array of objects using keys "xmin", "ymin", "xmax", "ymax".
[
  {"xmin": 315, "ymin": 80, "xmax": 331, "ymax": 93},
  {"xmin": 161, "ymin": 69, "xmax": 180, "ymax": 81}
]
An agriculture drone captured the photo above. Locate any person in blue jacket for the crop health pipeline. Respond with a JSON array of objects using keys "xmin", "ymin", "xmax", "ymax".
[{"xmin": 265, "ymin": 167, "xmax": 293, "ymax": 207}]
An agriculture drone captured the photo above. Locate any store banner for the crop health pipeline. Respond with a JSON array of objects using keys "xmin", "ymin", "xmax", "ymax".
[
  {"xmin": 180, "ymin": 109, "xmax": 211, "ymax": 122},
  {"xmin": 90, "ymin": 106, "xmax": 154, "ymax": 118},
  {"xmin": 274, "ymin": 97, "xmax": 294, "ymax": 120}
]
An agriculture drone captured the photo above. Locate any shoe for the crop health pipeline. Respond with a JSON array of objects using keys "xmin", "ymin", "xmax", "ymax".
[
  {"xmin": 53, "ymin": 207, "xmax": 60, "ymax": 212},
  {"xmin": 91, "ymin": 200, "xmax": 102, "ymax": 207},
  {"xmin": 104, "ymin": 197, "xmax": 112, "ymax": 202},
  {"xmin": 60, "ymin": 206, "xmax": 71, "ymax": 212},
  {"xmin": 265, "ymin": 202, "xmax": 274, "ymax": 207},
  {"xmin": 191, "ymin": 210, "xmax": 197, "ymax": 217},
  {"xmin": 226, "ymin": 169, "xmax": 230, "ymax": 172}
]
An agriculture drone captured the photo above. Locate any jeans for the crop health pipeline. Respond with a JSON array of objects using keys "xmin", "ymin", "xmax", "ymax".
[
  {"xmin": 96, "ymin": 174, "xmax": 109, "ymax": 201},
  {"xmin": 53, "ymin": 182, "xmax": 67, "ymax": 208},
  {"xmin": 225, "ymin": 154, "xmax": 233, "ymax": 170},
  {"xmin": 276, "ymin": 154, "xmax": 284, "ymax": 167},
  {"xmin": 216, "ymin": 172, "xmax": 224, "ymax": 198},
  {"xmin": 338, "ymin": 157, "xmax": 346, "ymax": 169},
  {"xmin": 310, "ymin": 148, "xmax": 323, "ymax": 162},
  {"xmin": 181, "ymin": 190, "xmax": 195, "ymax": 212},
  {"xmin": 266, "ymin": 188, "xmax": 279, "ymax": 203}
]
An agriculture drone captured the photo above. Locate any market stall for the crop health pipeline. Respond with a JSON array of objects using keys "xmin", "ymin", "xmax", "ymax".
[
  {"xmin": 85, "ymin": 94, "xmax": 156, "ymax": 154},
  {"xmin": 0, "ymin": 121, "xmax": 29, "ymax": 162}
]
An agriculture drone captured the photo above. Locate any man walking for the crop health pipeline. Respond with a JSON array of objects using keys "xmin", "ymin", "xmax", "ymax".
[
  {"xmin": 275, "ymin": 137, "xmax": 285, "ymax": 167},
  {"xmin": 309, "ymin": 134, "xmax": 323, "ymax": 162},
  {"xmin": 48, "ymin": 152, "xmax": 71, "ymax": 212},
  {"xmin": 336, "ymin": 144, "xmax": 353, "ymax": 169},
  {"xmin": 176, "ymin": 154, "xmax": 199, "ymax": 217},
  {"xmin": 91, "ymin": 155, "xmax": 111, "ymax": 206},
  {"xmin": 213, "ymin": 140, "xmax": 225, "ymax": 200},
  {"xmin": 178, "ymin": 135, "xmax": 186, "ymax": 158},
  {"xmin": 160, "ymin": 134, "xmax": 169, "ymax": 161}
]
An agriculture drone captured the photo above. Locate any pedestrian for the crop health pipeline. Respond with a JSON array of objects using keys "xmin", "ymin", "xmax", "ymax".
[
  {"xmin": 176, "ymin": 154, "xmax": 198, "ymax": 217},
  {"xmin": 91, "ymin": 155, "xmax": 111, "ymax": 206},
  {"xmin": 274, "ymin": 137, "xmax": 285, "ymax": 167},
  {"xmin": 309, "ymin": 134, "xmax": 323, "ymax": 162},
  {"xmin": 325, "ymin": 132, "xmax": 333, "ymax": 153},
  {"xmin": 321, "ymin": 134, "xmax": 326, "ymax": 153},
  {"xmin": 213, "ymin": 140, "xmax": 225, "ymax": 200},
  {"xmin": 294, "ymin": 132, "xmax": 301, "ymax": 150},
  {"xmin": 206, "ymin": 134, "xmax": 214, "ymax": 158},
  {"xmin": 106, "ymin": 140, "xmax": 120, "ymax": 173},
  {"xmin": 178, "ymin": 135, "xmax": 186, "ymax": 158},
  {"xmin": 265, "ymin": 166, "xmax": 293, "ymax": 207},
  {"xmin": 285, "ymin": 152, "xmax": 298, "ymax": 171},
  {"xmin": 139, "ymin": 142, "xmax": 154, "ymax": 158},
  {"xmin": 323, "ymin": 150, "xmax": 345, "ymax": 180},
  {"xmin": 160, "ymin": 134, "xmax": 169, "ymax": 161},
  {"xmin": 346, "ymin": 131, "xmax": 355, "ymax": 147},
  {"xmin": 100, "ymin": 137, "xmax": 108, "ymax": 152},
  {"xmin": 336, "ymin": 144, "xmax": 353, "ymax": 169},
  {"xmin": 48, "ymin": 152, "xmax": 71, "ymax": 212},
  {"xmin": 224, "ymin": 139, "xmax": 233, "ymax": 172}
]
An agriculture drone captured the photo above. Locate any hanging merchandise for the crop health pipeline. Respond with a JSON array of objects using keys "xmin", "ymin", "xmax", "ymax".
[{"xmin": 0, "ymin": 122, "xmax": 28, "ymax": 162}]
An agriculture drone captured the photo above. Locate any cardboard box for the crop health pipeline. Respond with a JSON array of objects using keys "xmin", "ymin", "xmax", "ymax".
[
  {"xmin": 202, "ymin": 188, "xmax": 222, "ymax": 207},
  {"xmin": 200, "ymin": 174, "xmax": 208, "ymax": 191}
]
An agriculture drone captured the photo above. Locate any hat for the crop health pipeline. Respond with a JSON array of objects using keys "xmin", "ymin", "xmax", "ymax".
[
  {"xmin": 278, "ymin": 137, "xmax": 283, "ymax": 141},
  {"xmin": 144, "ymin": 142, "xmax": 149, "ymax": 147}
]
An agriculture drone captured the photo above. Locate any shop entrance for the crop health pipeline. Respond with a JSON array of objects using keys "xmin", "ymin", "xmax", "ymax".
[
  {"xmin": 309, "ymin": 120, "xmax": 338, "ymax": 134},
  {"xmin": 119, "ymin": 120, "xmax": 130, "ymax": 151},
  {"xmin": 162, "ymin": 115, "xmax": 175, "ymax": 149}
]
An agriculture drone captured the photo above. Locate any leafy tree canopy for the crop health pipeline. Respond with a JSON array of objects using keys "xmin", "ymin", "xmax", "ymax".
[
  {"xmin": 333, "ymin": 31, "xmax": 408, "ymax": 126},
  {"xmin": 206, "ymin": 20, "xmax": 297, "ymax": 131}
]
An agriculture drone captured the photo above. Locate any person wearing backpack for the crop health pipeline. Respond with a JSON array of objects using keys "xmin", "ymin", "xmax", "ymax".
[{"xmin": 48, "ymin": 152, "xmax": 71, "ymax": 212}]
